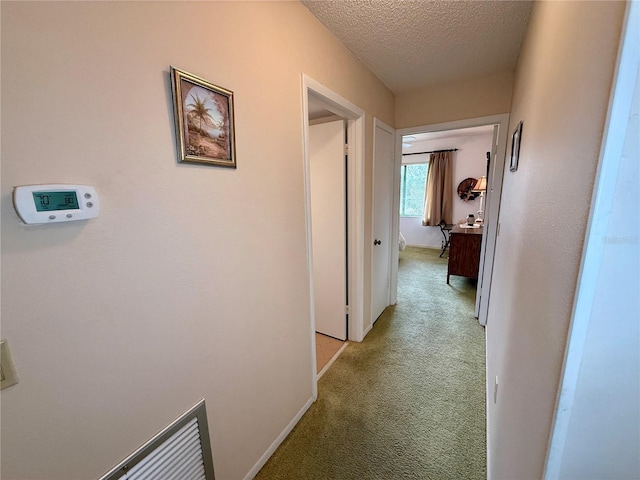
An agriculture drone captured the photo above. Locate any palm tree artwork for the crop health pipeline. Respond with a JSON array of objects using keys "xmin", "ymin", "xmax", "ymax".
[
  {"xmin": 187, "ymin": 92, "xmax": 214, "ymax": 135},
  {"xmin": 182, "ymin": 82, "xmax": 229, "ymax": 159}
]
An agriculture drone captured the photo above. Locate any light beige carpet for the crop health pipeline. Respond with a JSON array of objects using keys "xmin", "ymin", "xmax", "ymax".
[{"xmin": 255, "ymin": 247, "xmax": 486, "ymax": 479}]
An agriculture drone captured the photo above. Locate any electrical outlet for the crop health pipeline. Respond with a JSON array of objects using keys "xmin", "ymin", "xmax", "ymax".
[
  {"xmin": 494, "ymin": 375, "xmax": 499, "ymax": 404},
  {"xmin": 1, "ymin": 340, "xmax": 19, "ymax": 390}
]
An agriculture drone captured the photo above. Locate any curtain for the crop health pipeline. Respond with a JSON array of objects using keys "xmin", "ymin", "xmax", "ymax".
[{"xmin": 422, "ymin": 151, "xmax": 453, "ymax": 226}]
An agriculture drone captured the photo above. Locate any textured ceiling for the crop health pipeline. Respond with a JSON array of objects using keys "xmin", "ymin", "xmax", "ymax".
[
  {"xmin": 302, "ymin": 0, "xmax": 532, "ymax": 93},
  {"xmin": 403, "ymin": 125, "xmax": 494, "ymax": 152}
]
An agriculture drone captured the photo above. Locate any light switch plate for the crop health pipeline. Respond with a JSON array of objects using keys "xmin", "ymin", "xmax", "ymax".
[{"xmin": 1, "ymin": 339, "xmax": 19, "ymax": 390}]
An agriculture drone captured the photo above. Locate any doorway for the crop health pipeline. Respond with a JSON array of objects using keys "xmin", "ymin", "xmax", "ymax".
[
  {"xmin": 302, "ymin": 75, "xmax": 366, "ymax": 395},
  {"xmin": 396, "ymin": 125, "xmax": 495, "ymax": 303},
  {"xmin": 309, "ymin": 118, "xmax": 348, "ymax": 341},
  {"xmin": 391, "ymin": 114, "xmax": 510, "ymax": 326}
]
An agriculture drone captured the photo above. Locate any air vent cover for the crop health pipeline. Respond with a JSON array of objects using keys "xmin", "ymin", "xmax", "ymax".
[{"xmin": 101, "ymin": 400, "xmax": 214, "ymax": 480}]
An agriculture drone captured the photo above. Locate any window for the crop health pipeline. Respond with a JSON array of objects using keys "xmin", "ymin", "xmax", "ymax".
[{"xmin": 400, "ymin": 163, "xmax": 428, "ymax": 217}]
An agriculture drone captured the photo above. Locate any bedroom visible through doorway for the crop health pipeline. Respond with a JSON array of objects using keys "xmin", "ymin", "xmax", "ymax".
[
  {"xmin": 393, "ymin": 114, "xmax": 510, "ymax": 325},
  {"xmin": 399, "ymin": 125, "xmax": 494, "ymax": 257}
]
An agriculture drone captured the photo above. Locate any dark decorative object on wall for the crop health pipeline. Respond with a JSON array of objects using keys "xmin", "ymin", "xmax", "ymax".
[
  {"xmin": 486, "ymin": 151, "xmax": 491, "ymax": 177},
  {"xmin": 457, "ymin": 177, "xmax": 480, "ymax": 202},
  {"xmin": 171, "ymin": 66, "xmax": 236, "ymax": 168},
  {"xmin": 509, "ymin": 121, "xmax": 523, "ymax": 172}
]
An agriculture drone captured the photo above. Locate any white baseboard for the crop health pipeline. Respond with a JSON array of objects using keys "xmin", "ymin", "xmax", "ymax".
[
  {"xmin": 362, "ymin": 322, "xmax": 373, "ymax": 339},
  {"xmin": 317, "ymin": 342, "xmax": 349, "ymax": 379},
  {"xmin": 485, "ymin": 332, "xmax": 492, "ymax": 480},
  {"xmin": 244, "ymin": 396, "xmax": 314, "ymax": 480},
  {"xmin": 405, "ymin": 244, "xmax": 441, "ymax": 250}
]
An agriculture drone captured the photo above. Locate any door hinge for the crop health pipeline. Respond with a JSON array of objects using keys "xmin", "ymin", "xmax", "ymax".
[
  {"xmin": 345, "ymin": 305, "xmax": 350, "ymax": 315},
  {"xmin": 344, "ymin": 144, "xmax": 349, "ymax": 155}
]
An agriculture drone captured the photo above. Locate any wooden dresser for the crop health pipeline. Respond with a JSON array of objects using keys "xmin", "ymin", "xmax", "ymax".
[{"xmin": 447, "ymin": 224, "xmax": 483, "ymax": 284}]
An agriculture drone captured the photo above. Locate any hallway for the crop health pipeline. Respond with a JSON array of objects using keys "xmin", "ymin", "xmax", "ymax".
[{"xmin": 256, "ymin": 247, "xmax": 486, "ymax": 479}]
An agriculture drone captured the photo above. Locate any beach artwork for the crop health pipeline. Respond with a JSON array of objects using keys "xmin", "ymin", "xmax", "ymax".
[{"xmin": 171, "ymin": 67, "xmax": 236, "ymax": 168}]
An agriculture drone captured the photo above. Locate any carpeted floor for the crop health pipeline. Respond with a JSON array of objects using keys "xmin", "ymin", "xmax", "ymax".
[{"xmin": 255, "ymin": 247, "xmax": 486, "ymax": 479}]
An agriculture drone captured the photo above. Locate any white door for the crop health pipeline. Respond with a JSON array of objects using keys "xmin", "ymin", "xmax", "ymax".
[
  {"xmin": 371, "ymin": 119, "xmax": 395, "ymax": 324},
  {"xmin": 309, "ymin": 120, "xmax": 347, "ymax": 340},
  {"xmin": 475, "ymin": 124, "xmax": 506, "ymax": 325}
]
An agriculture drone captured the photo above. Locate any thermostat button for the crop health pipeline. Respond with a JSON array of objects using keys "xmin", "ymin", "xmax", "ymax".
[
  {"xmin": 84, "ymin": 193, "xmax": 92, "ymax": 199},
  {"xmin": 66, "ymin": 214, "xmax": 73, "ymax": 218},
  {"xmin": 86, "ymin": 202, "xmax": 93, "ymax": 208},
  {"xmin": 48, "ymin": 215, "xmax": 56, "ymax": 220}
]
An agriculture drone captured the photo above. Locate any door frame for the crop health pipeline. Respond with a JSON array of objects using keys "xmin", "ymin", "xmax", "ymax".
[
  {"xmin": 302, "ymin": 75, "xmax": 366, "ymax": 398},
  {"xmin": 392, "ymin": 114, "xmax": 510, "ymax": 327},
  {"xmin": 370, "ymin": 118, "xmax": 395, "ymax": 330}
]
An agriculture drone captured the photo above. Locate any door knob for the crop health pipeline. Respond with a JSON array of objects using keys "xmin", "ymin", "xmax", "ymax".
[{"xmin": 374, "ymin": 239, "xmax": 382, "ymax": 246}]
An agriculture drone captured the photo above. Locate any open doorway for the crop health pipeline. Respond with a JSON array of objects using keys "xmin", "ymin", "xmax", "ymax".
[
  {"xmin": 391, "ymin": 114, "xmax": 510, "ymax": 326},
  {"xmin": 396, "ymin": 125, "xmax": 494, "ymax": 316},
  {"xmin": 308, "ymin": 115, "xmax": 348, "ymax": 342},
  {"xmin": 301, "ymin": 75, "xmax": 366, "ymax": 393},
  {"xmin": 307, "ymin": 109, "xmax": 349, "ymax": 375},
  {"xmin": 399, "ymin": 126, "xmax": 494, "ymax": 251}
]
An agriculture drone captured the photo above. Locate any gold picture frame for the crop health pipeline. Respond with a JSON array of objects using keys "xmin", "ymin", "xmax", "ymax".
[
  {"xmin": 170, "ymin": 66, "xmax": 236, "ymax": 168},
  {"xmin": 509, "ymin": 121, "xmax": 523, "ymax": 172}
]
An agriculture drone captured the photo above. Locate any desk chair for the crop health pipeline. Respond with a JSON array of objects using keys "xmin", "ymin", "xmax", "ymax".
[{"xmin": 438, "ymin": 221, "xmax": 454, "ymax": 257}]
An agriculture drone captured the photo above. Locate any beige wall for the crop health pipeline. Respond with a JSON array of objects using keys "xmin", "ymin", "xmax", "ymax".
[
  {"xmin": 395, "ymin": 72, "xmax": 514, "ymax": 129},
  {"xmin": 0, "ymin": 2, "xmax": 393, "ymax": 479},
  {"xmin": 485, "ymin": 1, "xmax": 626, "ymax": 478}
]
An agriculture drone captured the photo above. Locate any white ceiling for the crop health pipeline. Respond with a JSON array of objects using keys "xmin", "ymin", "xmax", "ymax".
[
  {"xmin": 302, "ymin": 0, "xmax": 532, "ymax": 94},
  {"xmin": 402, "ymin": 124, "xmax": 494, "ymax": 153},
  {"xmin": 407, "ymin": 124, "xmax": 494, "ymax": 142}
]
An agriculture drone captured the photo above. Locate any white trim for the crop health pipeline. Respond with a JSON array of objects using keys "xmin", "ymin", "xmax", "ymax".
[
  {"xmin": 347, "ymin": 114, "xmax": 366, "ymax": 343},
  {"xmin": 300, "ymin": 81, "xmax": 318, "ymax": 399},
  {"xmin": 391, "ymin": 130, "xmax": 403, "ymax": 305},
  {"xmin": 543, "ymin": 2, "xmax": 639, "ymax": 478},
  {"xmin": 362, "ymin": 322, "xmax": 373, "ymax": 339},
  {"xmin": 317, "ymin": 342, "xmax": 349, "ymax": 379},
  {"xmin": 302, "ymin": 75, "xmax": 366, "ymax": 404},
  {"xmin": 304, "ymin": 76, "xmax": 364, "ymax": 120},
  {"xmin": 243, "ymin": 396, "xmax": 314, "ymax": 480},
  {"xmin": 373, "ymin": 118, "xmax": 394, "ymax": 135},
  {"xmin": 372, "ymin": 118, "xmax": 396, "ymax": 322},
  {"xmin": 394, "ymin": 114, "xmax": 510, "ymax": 326},
  {"xmin": 476, "ymin": 121, "xmax": 508, "ymax": 325},
  {"xmin": 485, "ymin": 333, "xmax": 493, "ymax": 480}
]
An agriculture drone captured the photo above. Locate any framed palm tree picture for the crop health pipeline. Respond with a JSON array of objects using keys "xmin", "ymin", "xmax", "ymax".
[
  {"xmin": 170, "ymin": 66, "xmax": 236, "ymax": 168},
  {"xmin": 509, "ymin": 121, "xmax": 523, "ymax": 172}
]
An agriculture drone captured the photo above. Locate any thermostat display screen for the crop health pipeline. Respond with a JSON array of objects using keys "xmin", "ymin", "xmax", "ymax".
[{"xmin": 32, "ymin": 191, "xmax": 79, "ymax": 211}]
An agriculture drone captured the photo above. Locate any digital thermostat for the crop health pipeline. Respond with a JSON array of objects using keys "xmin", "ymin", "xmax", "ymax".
[{"xmin": 13, "ymin": 184, "xmax": 99, "ymax": 225}]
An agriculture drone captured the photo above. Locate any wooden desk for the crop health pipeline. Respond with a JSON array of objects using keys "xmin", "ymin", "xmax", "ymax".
[{"xmin": 447, "ymin": 224, "xmax": 483, "ymax": 284}]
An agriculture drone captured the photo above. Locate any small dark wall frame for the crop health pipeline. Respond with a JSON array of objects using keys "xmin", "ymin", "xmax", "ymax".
[{"xmin": 509, "ymin": 121, "xmax": 523, "ymax": 172}]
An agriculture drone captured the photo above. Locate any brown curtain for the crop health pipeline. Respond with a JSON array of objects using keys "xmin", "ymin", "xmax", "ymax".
[{"xmin": 422, "ymin": 151, "xmax": 453, "ymax": 226}]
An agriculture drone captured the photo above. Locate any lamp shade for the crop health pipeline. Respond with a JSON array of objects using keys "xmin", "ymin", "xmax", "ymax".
[{"xmin": 472, "ymin": 176, "xmax": 487, "ymax": 192}]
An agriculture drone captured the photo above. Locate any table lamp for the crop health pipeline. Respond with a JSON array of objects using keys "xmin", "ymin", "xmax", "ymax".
[{"xmin": 472, "ymin": 176, "xmax": 487, "ymax": 222}]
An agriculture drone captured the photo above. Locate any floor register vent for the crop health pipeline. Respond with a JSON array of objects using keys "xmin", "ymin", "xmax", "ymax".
[{"xmin": 100, "ymin": 399, "xmax": 215, "ymax": 480}]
